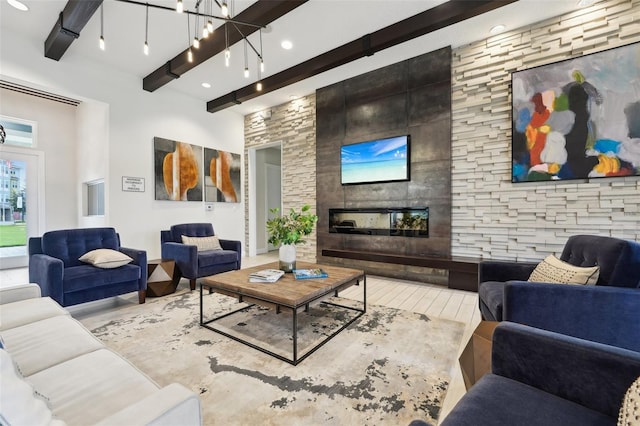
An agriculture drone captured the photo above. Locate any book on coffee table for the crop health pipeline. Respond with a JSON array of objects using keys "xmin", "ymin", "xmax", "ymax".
[
  {"xmin": 249, "ymin": 269, "xmax": 285, "ymax": 283},
  {"xmin": 292, "ymin": 268, "xmax": 329, "ymax": 280}
]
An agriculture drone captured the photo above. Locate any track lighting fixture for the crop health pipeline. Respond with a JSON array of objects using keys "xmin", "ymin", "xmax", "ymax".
[
  {"xmin": 144, "ymin": 3, "xmax": 149, "ymax": 55},
  {"xmin": 221, "ymin": 1, "xmax": 229, "ymax": 18},
  {"xmin": 186, "ymin": 13, "xmax": 193, "ymax": 62},
  {"xmin": 176, "ymin": 0, "xmax": 183, "ymax": 14},
  {"xmin": 99, "ymin": 3, "xmax": 105, "ymax": 50},
  {"xmin": 244, "ymin": 39, "xmax": 249, "ymax": 78}
]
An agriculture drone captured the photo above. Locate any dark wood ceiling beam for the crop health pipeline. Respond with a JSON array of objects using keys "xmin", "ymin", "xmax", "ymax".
[
  {"xmin": 44, "ymin": 0, "xmax": 103, "ymax": 61},
  {"xmin": 142, "ymin": 0, "xmax": 307, "ymax": 92},
  {"xmin": 207, "ymin": 0, "xmax": 517, "ymax": 113}
]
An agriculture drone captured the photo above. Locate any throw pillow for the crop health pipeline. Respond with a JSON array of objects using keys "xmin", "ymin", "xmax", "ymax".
[
  {"xmin": 618, "ymin": 375, "xmax": 640, "ymax": 426},
  {"xmin": 79, "ymin": 249, "xmax": 133, "ymax": 269},
  {"xmin": 0, "ymin": 349, "xmax": 65, "ymax": 426},
  {"xmin": 528, "ymin": 255, "xmax": 599, "ymax": 285},
  {"xmin": 181, "ymin": 235, "xmax": 223, "ymax": 251}
]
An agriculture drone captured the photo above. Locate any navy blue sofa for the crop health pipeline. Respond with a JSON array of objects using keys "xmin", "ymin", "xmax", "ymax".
[
  {"xmin": 28, "ymin": 227, "xmax": 147, "ymax": 307},
  {"xmin": 478, "ymin": 235, "xmax": 640, "ymax": 321},
  {"xmin": 161, "ymin": 223, "xmax": 241, "ymax": 290}
]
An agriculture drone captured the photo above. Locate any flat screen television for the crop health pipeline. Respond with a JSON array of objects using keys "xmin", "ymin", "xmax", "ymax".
[{"xmin": 340, "ymin": 135, "xmax": 410, "ymax": 185}]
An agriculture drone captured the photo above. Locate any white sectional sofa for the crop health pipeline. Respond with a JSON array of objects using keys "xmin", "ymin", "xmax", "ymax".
[{"xmin": 0, "ymin": 284, "xmax": 202, "ymax": 425}]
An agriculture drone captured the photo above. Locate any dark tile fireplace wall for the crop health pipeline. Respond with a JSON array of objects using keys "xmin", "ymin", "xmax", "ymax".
[{"xmin": 316, "ymin": 46, "xmax": 452, "ymax": 285}]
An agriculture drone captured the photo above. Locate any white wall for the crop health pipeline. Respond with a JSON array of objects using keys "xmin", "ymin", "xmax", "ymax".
[
  {"xmin": 1, "ymin": 27, "xmax": 245, "ymax": 259},
  {"xmin": 77, "ymin": 100, "xmax": 109, "ymax": 228},
  {"xmin": 0, "ymin": 88, "xmax": 78, "ymax": 231}
]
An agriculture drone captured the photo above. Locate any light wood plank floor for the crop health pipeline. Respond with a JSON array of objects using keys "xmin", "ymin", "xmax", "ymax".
[{"xmin": 0, "ymin": 252, "xmax": 480, "ymax": 424}]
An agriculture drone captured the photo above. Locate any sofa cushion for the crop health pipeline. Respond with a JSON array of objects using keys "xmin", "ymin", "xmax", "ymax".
[
  {"xmin": 0, "ymin": 349, "xmax": 65, "ymax": 426},
  {"xmin": 439, "ymin": 374, "xmax": 615, "ymax": 426},
  {"xmin": 181, "ymin": 235, "xmax": 222, "ymax": 252},
  {"xmin": 528, "ymin": 255, "xmax": 599, "ymax": 285},
  {"xmin": 198, "ymin": 250, "xmax": 238, "ymax": 268},
  {"xmin": 0, "ymin": 297, "xmax": 69, "ymax": 331},
  {"xmin": 63, "ymin": 264, "xmax": 140, "ymax": 293},
  {"xmin": 1, "ymin": 315, "xmax": 104, "ymax": 377},
  {"xmin": 79, "ymin": 249, "xmax": 133, "ymax": 269},
  {"xmin": 27, "ymin": 348, "xmax": 159, "ymax": 425}
]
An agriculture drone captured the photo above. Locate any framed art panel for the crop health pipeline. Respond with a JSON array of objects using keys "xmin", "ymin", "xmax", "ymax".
[
  {"xmin": 512, "ymin": 42, "xmax": 640, "ymax": 182},
  {"xmin": 204, "ymin": 148, "xmax": 241, "ymax": 202},
  {"xmin": 153, "ymin": 137, "xmax": 203, "ymax": 201}
]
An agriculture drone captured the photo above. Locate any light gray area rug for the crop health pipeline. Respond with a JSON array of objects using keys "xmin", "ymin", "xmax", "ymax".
[{"xmin": 79, "ymin": 288, "xmax": 464, "ymax": 425}]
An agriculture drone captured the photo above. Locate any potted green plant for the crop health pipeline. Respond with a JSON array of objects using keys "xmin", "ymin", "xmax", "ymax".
[{"xmin": 267, "ymin": 204, "xmax": 318, "ymax": 272}]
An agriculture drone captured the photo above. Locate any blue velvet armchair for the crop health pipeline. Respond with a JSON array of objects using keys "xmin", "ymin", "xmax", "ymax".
[
  {"xmin": 28, "ymin": 227, "xmax": 147, "ymax": 307},
  {"xmin": 478, "ymin": 235, "xmax": 640, "ymax": 321},
  {"xmin": 410, "ymin": 286, "xmax": 640, "ymax": 425},
  {"xmin": 438, "ymin": 321, "xmax": 640, "ymax": 425},
  {"xmin": 160, "ymin": 223, "xmax": 241, "ymax": 290}
]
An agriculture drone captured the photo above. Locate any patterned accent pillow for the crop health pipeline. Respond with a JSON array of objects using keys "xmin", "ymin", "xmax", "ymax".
[
  {"xmin": 618, "ymin": 376, "xmax": 640, "ymax": 426},
  {"xmin": 181, "ymin": 235, "xmax": 223, "ymax": 251},
  {"xmin": 528, "ymin": 255, "xmax": 599, "ymax": 285},
  {"xmin": 79, "ymin": 249, "xmax": 133, "ymax": 269}
]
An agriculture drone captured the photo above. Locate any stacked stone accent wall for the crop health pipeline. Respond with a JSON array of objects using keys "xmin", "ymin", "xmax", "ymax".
[
  {"xmin": 244, "ymin": 95, "xmax": 317, "ymax": 262},
  {"xmin": 451, "ymin": 0, "xmax": 640, "ymax": 261}
]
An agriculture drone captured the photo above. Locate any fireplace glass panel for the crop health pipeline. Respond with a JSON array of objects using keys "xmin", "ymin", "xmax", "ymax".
[{"xmin": 329, "ymin": 208, "xmax": 428, "ymax": 238}]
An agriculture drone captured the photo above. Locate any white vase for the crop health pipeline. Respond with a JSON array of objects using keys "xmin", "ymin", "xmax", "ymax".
[{"xmin": 279, "ymin": 244, "xmax": 297, "ymax": 272}]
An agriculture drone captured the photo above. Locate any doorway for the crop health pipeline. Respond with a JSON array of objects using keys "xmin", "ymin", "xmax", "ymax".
[
  {"xmin": 0, "ymin": 147, "xmax": 44, "ymax": 269},
  {"xmin": 248, "ymin": 143, "xmax": 282, "ymax": 256}
]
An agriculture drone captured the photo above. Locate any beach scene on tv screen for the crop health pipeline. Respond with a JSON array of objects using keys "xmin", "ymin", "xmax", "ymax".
[{"xmin": 341, "ymin": 136, "xmax": 408, "ymax": 184}]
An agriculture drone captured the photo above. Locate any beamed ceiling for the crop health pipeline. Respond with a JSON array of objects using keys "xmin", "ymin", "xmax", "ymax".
[{"xmin": 2, "ymin": 0, "xmax": 583, "ymax": 115}]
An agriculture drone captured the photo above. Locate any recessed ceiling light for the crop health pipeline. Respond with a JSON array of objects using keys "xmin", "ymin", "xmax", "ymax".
[
  {"xmin": 201, "ymin": 82, "xmax": 211, "ymax": 88},
  {"xmin": 281, "ymin": 40, "xmax": 293, "ymax": 50},
  {"xmin": 7, "ymin": 0, "xmax": 29, "ymax": 11},
  {"xmin": 577, "ymin": 0, "xmax": 595, "ymax": 6},
  {"xmin": 490, "ymin": 24, "xmax": 505, "ymax": 35}
]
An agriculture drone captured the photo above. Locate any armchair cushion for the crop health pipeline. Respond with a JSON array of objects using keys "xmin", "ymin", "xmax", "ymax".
[
  {"xmin": 198, "ymin": 250, "xmax": 239, "ymax": 268},
  {"xmin": 528, "ymin": 254, "xmax": 599, "ymax": 285},
  {"xmin": 79, "ymin": 249, "xmax": 133, "ymax": 269},
  {"xmin": 181, "ymin": 235, "xmax": 222, "ymax": 251}
]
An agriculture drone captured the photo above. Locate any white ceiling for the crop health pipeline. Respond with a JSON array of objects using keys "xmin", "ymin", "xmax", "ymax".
[{"xmin": 1, "ymin": 0, "xmax": 584, "ymax": 116}]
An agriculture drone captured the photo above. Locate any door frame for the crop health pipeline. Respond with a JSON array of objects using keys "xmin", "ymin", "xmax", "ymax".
[
  {"xmin": 0, "ymin": 146, "xmax": 45, "ymax": 269},
  {"xmin": 248, "ymin": 141, "xmax": 282, "ymax": 257}
]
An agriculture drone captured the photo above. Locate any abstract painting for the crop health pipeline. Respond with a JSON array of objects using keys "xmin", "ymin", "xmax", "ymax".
[
  {"xmin": 511, "ymin": 42, "xmax": 640, "ymax": 182},
  {"xmin": 153, "ymin": 137, "xmax": 203, "ymax": 201},
  {"xmin": 204, "ymin": 148, "xmax": 241, "ymax": 202}
]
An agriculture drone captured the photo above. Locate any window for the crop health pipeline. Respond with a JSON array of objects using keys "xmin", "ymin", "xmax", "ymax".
[
  {"xmin": 0, "ymin": 116, "xmax": 36, "ymax": 148},
  {"xmin": 85, "ymin": 180, "xmax": 104, "ymax": 216}
]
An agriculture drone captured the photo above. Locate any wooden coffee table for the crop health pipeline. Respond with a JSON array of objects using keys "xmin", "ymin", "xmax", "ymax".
[{"xmin": 200, "ymin": 261, "xmax": 366, "ymax": 365}]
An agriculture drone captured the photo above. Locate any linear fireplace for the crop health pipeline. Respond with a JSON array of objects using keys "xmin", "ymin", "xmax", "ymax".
[{"xmin": 329, "ymin": 208, "xmax": 429, "ymax": 238}]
